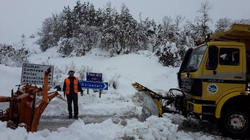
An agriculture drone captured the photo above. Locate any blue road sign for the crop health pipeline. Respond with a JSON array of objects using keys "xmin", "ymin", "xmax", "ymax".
[
  {"xmin": 87, "ymin": 73, "xmax": 102, "ymax": 82},
  {"xmin": 80, "ymin": 81, "xmax": 108, "ymax": 90}
]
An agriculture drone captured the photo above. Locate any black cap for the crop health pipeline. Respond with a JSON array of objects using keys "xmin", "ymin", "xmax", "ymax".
[{"xmin": 69, "ymin": 70, "xmax": 75, "ymax": 73}]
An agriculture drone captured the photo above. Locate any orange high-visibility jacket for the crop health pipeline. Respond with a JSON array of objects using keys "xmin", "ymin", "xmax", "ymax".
[{"xmin": 64, "ymin": 77, "xmax": 79, "ymax": 94}]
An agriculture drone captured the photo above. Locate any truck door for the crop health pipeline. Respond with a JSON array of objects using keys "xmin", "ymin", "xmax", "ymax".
[{"xmin": 202, "ymin": 45, "xmax": 244, "ymax": 101}]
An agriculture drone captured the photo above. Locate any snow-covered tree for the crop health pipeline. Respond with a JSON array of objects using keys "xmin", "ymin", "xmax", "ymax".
[
  {"xmin": 215, "ymin": 18, "xmax": 232, "ymax": 32},
  {"xmin": 37, "ymin": 1, "xmax": 225, "ymax": 67},
  {"xmin": 62, "ymin": 6, "xmax": 74, "ymax": 39},
  {"xmin": 215, "ymin": 18, "xmax": 250, "ymax": 32},
  {"xmin": 37, "ymin": 13, "xmax": 64, "ymax": 51},
  {"xmin": 188, "ymin": 1, "xmax": 213, "ymax": 40},
  {"xmin": 234, "ymin": 19, "xmax": 250, "ymax": 25}
]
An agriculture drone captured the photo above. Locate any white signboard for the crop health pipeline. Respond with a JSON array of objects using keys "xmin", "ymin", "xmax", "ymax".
[{"xmin": 21, "ymin": 63, "xmax": 54, "ymax": 85}]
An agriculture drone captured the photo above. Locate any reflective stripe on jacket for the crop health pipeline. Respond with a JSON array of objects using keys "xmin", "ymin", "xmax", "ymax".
[{"xmin": 65, "ymin": 77, "xmax": 79, "ymax": 94}]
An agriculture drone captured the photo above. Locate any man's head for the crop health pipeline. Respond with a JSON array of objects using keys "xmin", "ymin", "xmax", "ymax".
[{"xmin": 68, "ymin": 70, "xmax": 75, "ymax": 77}]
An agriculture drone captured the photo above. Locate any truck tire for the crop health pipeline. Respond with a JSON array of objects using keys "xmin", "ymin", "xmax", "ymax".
[{"xmin": 218, "ymin": 109, "xmax": 250, "ymax": 139}]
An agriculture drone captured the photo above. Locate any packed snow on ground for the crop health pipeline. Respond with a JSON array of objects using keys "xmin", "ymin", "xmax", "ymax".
[{"xmin": 0, "ymin": 39, "xmax": 229, "ymax": 139}]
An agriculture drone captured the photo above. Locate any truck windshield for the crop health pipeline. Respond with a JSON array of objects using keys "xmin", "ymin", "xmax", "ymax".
[{"xmin": 184, "ymin": 45, "xmax": 207, "ymax": 72}]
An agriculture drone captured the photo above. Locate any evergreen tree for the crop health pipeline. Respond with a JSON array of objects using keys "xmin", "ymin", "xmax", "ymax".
[
  {"xmin": 36, "ymin": 1, "xmax": 233, "ymax": 67},
  {"xmin": 62, "ymin": 6, "xmax": 74, "ymax": 38},
  {"xmin": 37, "ymin": 14, "xmax": 63, "ymax": 51},
  {"xmin": 72, "ymin": 0, "xmax": 83, "ymax": 36}
]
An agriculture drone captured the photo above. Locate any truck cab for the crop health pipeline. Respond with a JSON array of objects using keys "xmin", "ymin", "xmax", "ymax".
[{"xmin": 178, "ymin": 24, "xmax": 250, "ymax": 138}]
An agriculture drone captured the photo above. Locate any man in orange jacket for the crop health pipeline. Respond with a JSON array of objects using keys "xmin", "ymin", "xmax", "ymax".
[{"xmin": 63, "ymin": 70, "xmax": 83, "ymax": 119}]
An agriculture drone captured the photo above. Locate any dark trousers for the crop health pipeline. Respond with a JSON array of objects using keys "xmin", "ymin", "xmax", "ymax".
[{"xmin": 66, "ymin": 93, "xmax": 78, "ymax": 116}]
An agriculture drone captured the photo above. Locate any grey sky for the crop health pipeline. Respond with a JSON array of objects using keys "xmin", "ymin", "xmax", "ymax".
[{"xmin": 0, "ymin": 0, "xmax": 249, "ymax": 43}]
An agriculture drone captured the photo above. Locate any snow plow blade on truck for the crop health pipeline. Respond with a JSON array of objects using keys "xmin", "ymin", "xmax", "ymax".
[
  {"xmin": 0, "ymin": 68, "xmax": 62, "ymax": 132},
  {"xmin": 132, "ymin": 82, "xmax": 185, "ymax": 120},
  {"xmin": 133, "ymin": 24, "xmax": 250, "ymax": 139}
]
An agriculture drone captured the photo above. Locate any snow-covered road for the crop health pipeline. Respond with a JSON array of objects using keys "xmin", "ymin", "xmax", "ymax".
[{"xmin": 36, "ymin": 114, "xmax": 231, "ymax": 140}]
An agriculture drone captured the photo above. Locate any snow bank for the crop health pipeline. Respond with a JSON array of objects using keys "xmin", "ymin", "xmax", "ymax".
[
  {"xmin": 0, "ymin": 65, "xmax": 21, "ymax": 96},
  {"xmin": 0, "ymin": 116, "xmax": 178, "ymax": 140},
  {"xmin": 0, "ymin": 116, "xmax": 221, "ymax": 140}
]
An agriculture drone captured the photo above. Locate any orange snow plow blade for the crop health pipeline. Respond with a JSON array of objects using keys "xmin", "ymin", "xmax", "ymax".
[{"xmin": 0, "ymin": 68, "xmax": 63, "ymax": 132}]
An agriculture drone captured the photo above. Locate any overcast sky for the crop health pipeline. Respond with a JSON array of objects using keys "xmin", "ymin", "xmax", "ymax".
[{"xmin": 0, "ymin": 0, "xmax": 249, "ymax": 43}]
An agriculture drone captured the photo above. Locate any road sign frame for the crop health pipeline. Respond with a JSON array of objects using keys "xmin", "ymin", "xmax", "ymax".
[
  {"xmin": 21, "ymin": 63, "xmax": 54, "ymax": 85},
  {"xmin": 80, "ymin": 81, "xmax": 108, "ymax": 90},
  {"xmin": 87, "ymin": 72, "xmax": 102, "ymax": 82}
]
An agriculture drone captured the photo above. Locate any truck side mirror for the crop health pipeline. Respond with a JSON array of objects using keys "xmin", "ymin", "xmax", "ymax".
[{"xmin": 206, "ymin": 45, "xmax": 218, "ymax": 70}]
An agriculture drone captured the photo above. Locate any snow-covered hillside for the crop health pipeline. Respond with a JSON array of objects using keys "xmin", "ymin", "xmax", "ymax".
[{"xmin": 0, "ymin": 40, "xmax": 179, "ymax": 116}]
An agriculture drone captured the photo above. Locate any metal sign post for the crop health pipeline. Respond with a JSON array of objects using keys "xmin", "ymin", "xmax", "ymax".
[
  {"xmin": 21, "ymin": 63, "xmax": 54, "ymax": 85},
  {"xmin": 99, "ymin": 89, "xmax": 102, "ymax": 98}
]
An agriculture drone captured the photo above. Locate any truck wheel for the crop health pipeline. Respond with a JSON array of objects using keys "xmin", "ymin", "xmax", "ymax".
[{"xmin": 219, "ymin": 109, "xmax": 250, "ymax": 139}]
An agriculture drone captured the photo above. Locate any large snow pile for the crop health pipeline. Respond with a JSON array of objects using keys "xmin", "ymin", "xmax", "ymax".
[{"xmin": 0, "ymin": 65, "xmax": 21, "ymax": 96}]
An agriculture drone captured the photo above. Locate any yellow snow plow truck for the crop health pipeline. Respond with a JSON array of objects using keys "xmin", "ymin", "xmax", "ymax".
[{"xmin": 132, "ymin": 24, "xmax": 250, "ymax": 139}]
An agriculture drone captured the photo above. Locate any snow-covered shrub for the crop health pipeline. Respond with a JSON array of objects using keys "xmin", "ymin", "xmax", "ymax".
[
  {"xmin": 108, "ymin": 74, "xmax": 121, "ymax": 90},
  {"xmin": 52, "ymin": 63, "xmax": 95, "ymax": 87},
  {"xmin": 155, "ymin": 43, "xmax": 179, "ymax": 67},
  {"xmin": 57, "ymin": 38, "xmax": 76, "ymax": 56},
  {"xmin": 53, "ymin": 66, "xmax": 65, "ymax": 86},
  {"xmin": 74, "ymin": 26, "xmax": 101, "ymax": 56},
  {"xmin": 77, "ymin": 66, "xmax": 94, "ymax": 80},
  {"xmin": 64, "ymin": 62, "xmax": 77, "ymax": 73},
  {"xmin": 0, "ymin": 44, "xmax": 29, "ymax": 67},
  {"xmin": 57, "ymin": 26, "xmax": 100, "ymax": 57}
]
